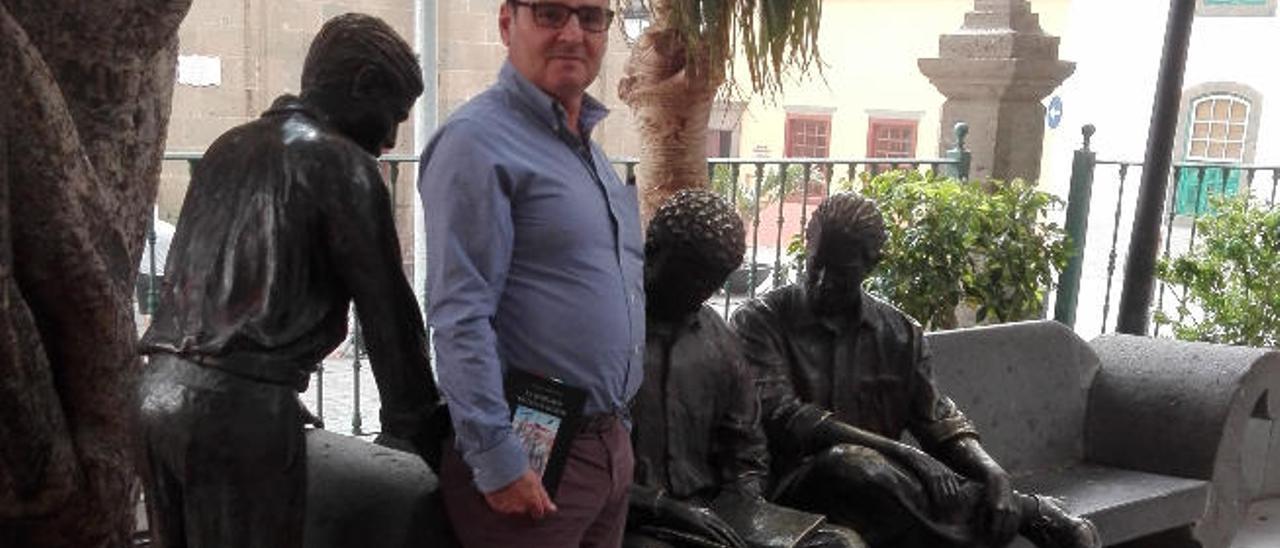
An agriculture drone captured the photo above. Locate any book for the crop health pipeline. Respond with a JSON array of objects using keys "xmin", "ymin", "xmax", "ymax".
[
  {"xmin": 709, "ymin": 491, "xmax": 827, "ymax": 548},
  {"xmin": 504, "ymin": 367, "xmax": 587, "ymax": 499}
]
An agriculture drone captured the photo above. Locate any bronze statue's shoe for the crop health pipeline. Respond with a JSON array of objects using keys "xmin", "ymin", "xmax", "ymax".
[{"xmin": 1021, "ymin": 496, "xmax": 1101, "ymax": 548}]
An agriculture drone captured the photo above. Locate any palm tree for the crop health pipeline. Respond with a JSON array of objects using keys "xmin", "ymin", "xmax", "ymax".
[
  {"xmin": 618, "ymin": 0, "xmax": 823, "ymax": 219},
  {"xmin": 1, "ymin": 1, "xmax": 191, "ymax": 546}
]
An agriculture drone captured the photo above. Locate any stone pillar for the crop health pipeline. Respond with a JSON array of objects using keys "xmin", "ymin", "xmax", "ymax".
[{"xmin": 919, "ymin": 0, "xmax": 1074, "ymax": 182}]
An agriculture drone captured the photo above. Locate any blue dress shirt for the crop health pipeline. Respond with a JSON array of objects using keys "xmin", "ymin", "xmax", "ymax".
[{"xmin": 419, "ymin": 62, "xmax": 645, "ymax": 493}]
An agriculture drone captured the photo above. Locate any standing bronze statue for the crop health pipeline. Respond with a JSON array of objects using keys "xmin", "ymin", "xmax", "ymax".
[
  {"xmin": 627, "ymin": 190, "xmax": 864, "ymax": 548},
  {"xmin": 731, "ymin": 193, "xmax": 1099, "ymax": 548},
  {"xmin": 136, "ymin": 14, "xmax": 439, "ymax": 548}
]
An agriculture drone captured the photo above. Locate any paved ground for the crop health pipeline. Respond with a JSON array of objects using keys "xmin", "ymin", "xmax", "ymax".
[{"xmin": 1232, "ymin": 498, "xmax": 1280, "ymax": 548}]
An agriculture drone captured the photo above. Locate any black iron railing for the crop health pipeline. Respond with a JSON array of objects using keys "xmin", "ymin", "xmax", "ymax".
[
  {"xmin": 1053, "ymin": 125, "xmax": 1280, "ymax": 338},
  {"xmin": 147, "ymin": 147, "xmax": 967, "ymax": 436}
]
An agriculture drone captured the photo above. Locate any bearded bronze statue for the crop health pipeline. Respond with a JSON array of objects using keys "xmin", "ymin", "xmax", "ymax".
[{"xmin": 731, "ymin": 193, "xmax": 1099, "ymax": 548}]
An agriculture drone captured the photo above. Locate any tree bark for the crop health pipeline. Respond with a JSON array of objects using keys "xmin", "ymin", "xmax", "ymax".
[
  {"xmin": 618, "ymin": 13, "xmax": 723, "ymax": 221},
  {"xmin": 0, "ymin": 1, "xmax": 190, "ymax": 546}
]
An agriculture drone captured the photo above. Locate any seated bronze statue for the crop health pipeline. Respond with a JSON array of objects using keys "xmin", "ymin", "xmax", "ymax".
[
  {"xmin": 730, "ymin": 193, "xmax": 1100, "ymax": 548},
  {"xmin": 626, "ymin": 190, "xmax": 864, "ymax": 548}
]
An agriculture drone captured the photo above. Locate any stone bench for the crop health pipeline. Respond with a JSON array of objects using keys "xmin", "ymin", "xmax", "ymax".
[
  {"xmin": 302, "ymin": 319, "xmax": 1279, "ymax": 548},
  {"xmin": 927, "ymin": 320, "xmax": 1280, "ymax": 547}
]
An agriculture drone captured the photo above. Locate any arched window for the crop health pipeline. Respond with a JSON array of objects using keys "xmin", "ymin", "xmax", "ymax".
[
  {"xmin": 1174, "ymin": 84, "xmax": 1264, "ymax": 215},
  {"xmin": 1186, "ymin": 94, "xmax": 1251, "ymax": 162}
]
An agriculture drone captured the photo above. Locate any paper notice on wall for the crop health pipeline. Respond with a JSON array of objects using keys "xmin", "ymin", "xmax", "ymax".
[{"xmin": 177, "ymin": 55, "xmax": 222, "ymax": 87}]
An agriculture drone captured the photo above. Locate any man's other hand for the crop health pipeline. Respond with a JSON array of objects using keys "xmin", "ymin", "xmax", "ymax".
[{"xmin": 483, "ymin": 470, "xmax": 558, "ymax": 519}]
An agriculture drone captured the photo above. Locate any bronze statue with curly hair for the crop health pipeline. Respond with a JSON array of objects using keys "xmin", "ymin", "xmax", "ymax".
[{"xmin": 627, "ymin": 190, "xmax": 865, "ymax": 548}]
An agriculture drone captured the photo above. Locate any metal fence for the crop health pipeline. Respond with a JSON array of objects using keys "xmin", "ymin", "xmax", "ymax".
[
  {"xmin": 1052, "ymin": 125, "xmax": 1280, "ymax": 338},
  {"xmin": 146, "ymin": 138, "xmax": 967, "ymax": 436}
]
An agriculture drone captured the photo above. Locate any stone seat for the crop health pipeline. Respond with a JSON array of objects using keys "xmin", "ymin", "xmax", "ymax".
[
  {"xmin": 301, "ymin": 319, "xmax": 1278, "ymax": 548},
  {"xmin": 1011, "ymin": 464, "xmax": 1208, "ymax": 544},
  {"xmin": 926, "ymin": 320, "xmax": 1280, "ymax": 548}
]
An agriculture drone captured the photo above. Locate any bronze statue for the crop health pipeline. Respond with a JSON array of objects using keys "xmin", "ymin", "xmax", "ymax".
[
  {"xmin": 731, "ymin": 193, "xmax": 1099, "ymax": 548},
  {"xmin": 627, "ymin": 190, "xmax": 864, "ymax": 548},
  {"xmin": 136, "ymin": 14, "xmax": 439, "ymax": 548}
]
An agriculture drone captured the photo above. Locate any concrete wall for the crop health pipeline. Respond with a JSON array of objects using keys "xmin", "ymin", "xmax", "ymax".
[{"xmin": 160, "ymin": 0, "xmax": 418, "ymax": 275}]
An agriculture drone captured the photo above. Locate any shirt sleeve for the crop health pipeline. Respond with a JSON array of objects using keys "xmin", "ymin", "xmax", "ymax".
[
  {"xmin": 730, "ymin": 300, "xmax": 808, "ymax": 446},
  {"xmin": 713, "ymin": 318, "xmax": 771, "ymax": 499},
  {"xmin": 420, "ymin": 119, "xmax": 527, "ymax": 493},
  {"xmin": 317, "ymin": 147, "xmax": 438, "ymax": 448},
  {"xmin": 905, "ymin": 331, "xmax": 979, "ymax": 452}
]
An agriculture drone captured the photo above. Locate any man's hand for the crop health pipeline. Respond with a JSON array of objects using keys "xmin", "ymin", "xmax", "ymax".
[
  {"xmin": 483, "ymin": 470, "xmax": 558, "ymax": 519},
  {"xmin": 655, "ymin": 498, "xmax": 747, "ymax": 548},
  {"xmin": 896, "ymin": 448, "xmax": 962, "ymax": 511},
  {"xmin": 978, "ymin": 471, "xmax": 1019, "ymax": 545}
]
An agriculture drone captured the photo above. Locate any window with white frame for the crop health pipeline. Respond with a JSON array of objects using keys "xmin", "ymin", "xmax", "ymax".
[{"xmin": 1186, "ymin": 94, "xmax": 1251, "ymax": 162}]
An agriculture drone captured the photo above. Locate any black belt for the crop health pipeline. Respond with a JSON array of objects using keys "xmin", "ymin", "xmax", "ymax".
[{"xmin": 579, "ymin": 412, "xmax": 623, "ymax": 434}]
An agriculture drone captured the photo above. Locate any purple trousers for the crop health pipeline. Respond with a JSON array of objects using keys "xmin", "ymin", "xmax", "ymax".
[{"xmin": 440, "ymin": 416, "xmax": 633, "ymax": 548}]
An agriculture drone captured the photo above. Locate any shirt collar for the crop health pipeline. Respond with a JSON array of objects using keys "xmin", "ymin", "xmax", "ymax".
[
  {"xmin": 498, "ymin": 60, "xmax": 610, "ymax": 139},
  {"xmin": 794, "ymin": 286, "xmax": 877, "ymax": 334}
]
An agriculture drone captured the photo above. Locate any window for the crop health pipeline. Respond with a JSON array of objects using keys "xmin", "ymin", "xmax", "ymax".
[
  {"xmin": 785, "ymin": 114, "xmax": 831, "ymax": 158},
  {"xmin": 1187, "ymin": 95, "xmax": 1250, "ymax": 162},
  {"xmin": 706, "ymin": 129, "xmax": 734, "ymax": 158},
  {"xmin": 1175, "ymin": 90, "xmax": 1261, "ymax": 215},
  {"xmin": 706, "ymin": 101, "xmax": 744, "ymax": 158},
  {"xmin": 1197, "ymin": 0, "xmax": 1275, "ymax": 16},
  {"xmin": 867, "ymin": 119, "xmax": 919, "ymax": 158}
]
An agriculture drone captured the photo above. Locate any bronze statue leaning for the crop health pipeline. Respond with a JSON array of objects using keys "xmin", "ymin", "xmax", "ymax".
[
  {"xmin": 731, "ymin": 193, "xmax": 1100, "ymax": 548},
  {"xmin": 626, "ymin": 189, "xmax": 864, "ymax": 548},
  {"xmin": 135, "ymin": 14, "xmax": 439, "ymax": 548}
]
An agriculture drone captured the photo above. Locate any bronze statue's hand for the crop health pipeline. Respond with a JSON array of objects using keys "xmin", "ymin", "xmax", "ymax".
[
  {"xmin": 979, "ymin": 471, "xmax": 1019, "ymax": 544},
  {"xmin": 657, "ymin": 498, "xmax": 748, "ymax": 548},
  {"xmin": 296, "ymin": 395, "xmax": 324, "ymax": 429},
  {"xmin": 483, "ymin": 470, "xmax": 558, "ymax": 519},
  {"xmin": 898, "ymin": 449, "xmax": 962, "ymax": 511}
]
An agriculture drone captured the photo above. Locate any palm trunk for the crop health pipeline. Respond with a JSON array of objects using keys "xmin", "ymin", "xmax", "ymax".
[
  {"xmin": 618, "ymin": 10, "xmax": 724, "ymax": 221},
  {"xmin": 0, "ymin": 1, "xmax": 190, "ymax": 546}
]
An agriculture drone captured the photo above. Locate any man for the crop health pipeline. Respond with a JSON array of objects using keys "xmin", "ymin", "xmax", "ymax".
[
  {"xmin": 731, "ymin": 194, "xmax": 1100, "ymax": 548},
  {"xmin": 137, "ymin": 14, "xmax": 438, "ymax": 548},
  {"xmin": 627, "ymin": 190, "xmax": 863, "ymax": 548},
  {"xmin": 419, "ymin": 1, "xmax": 643, "ymax": 547}
]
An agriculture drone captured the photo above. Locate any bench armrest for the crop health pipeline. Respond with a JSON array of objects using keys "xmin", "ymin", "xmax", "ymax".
[{"xmin": 1086, "ymin": 334, "xmax": 1280, "ymax": 548}]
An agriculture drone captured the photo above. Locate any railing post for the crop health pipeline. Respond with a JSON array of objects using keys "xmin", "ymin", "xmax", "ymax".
[
  {"xmin": 1054, "ymin": 125, "xmax": 1098, "ymax": 328},
  {"xmin": 945, "ymin": 122, "xmax": 971, "ymax": 181}
]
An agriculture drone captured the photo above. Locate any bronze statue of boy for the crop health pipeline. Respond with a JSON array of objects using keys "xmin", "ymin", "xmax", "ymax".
[
  {"xmin": 627, "ymin": 190, "xmax": 864, "ymax": 548},
  {"xmin": 731, "ymin": 193, "xmax": 1099, "ymax": 548}
]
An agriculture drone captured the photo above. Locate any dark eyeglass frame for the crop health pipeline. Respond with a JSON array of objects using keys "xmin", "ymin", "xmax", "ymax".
[{"xmin": 508, "ymin": 0, "xmax": 616, "ymax": 33}]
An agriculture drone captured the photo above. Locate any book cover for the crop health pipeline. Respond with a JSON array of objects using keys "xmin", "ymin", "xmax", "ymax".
[{"xmin": 504, "ymin": 367, "xmax": 588, "ymax": 499}]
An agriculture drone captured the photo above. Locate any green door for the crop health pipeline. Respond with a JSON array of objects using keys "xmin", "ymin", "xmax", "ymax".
[{"xmin": 1175, "ymin": 165, "xmax": 1242, "ymax": 216}]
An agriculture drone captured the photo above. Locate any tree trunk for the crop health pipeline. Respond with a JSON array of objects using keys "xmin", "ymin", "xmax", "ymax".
[
  {"xmin": 0, "ymin": 1, "xmax": 190, "ymax": 546},
  {"xmin": 618, "ymin": 11, "xmax": 724, "ymax": 221}
]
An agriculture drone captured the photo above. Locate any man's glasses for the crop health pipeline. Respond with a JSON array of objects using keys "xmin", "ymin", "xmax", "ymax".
[{"xmin": 509, "ymin": 1, "xmax": 615, "ymax": 33}]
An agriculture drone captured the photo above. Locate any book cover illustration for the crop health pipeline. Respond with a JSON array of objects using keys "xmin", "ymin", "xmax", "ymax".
[{"xmin": 505, "ymin": 367, "xmax": 587, "ymax": 499}]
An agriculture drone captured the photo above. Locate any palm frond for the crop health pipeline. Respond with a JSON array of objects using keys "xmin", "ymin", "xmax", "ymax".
[{"xmin": 630, "ymin": 0, "xmax": 824, "ymax": 96}]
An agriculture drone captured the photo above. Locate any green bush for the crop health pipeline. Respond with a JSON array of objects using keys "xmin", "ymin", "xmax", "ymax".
[
  {"xmin": 1155, "ymin": 195, "xmax": 1280, "ymax": 348},
  {"xmin": 786, "ymin": 170, "xmax": 1069, "ymax": 330}
]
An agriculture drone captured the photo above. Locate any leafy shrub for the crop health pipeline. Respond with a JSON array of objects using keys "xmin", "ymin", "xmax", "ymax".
[
  {"xmin": 786, "ymin": 170, "xmax": 1069, "ymax": 330},
  {"xmin": 1155, "ymin": 195, "xmax": 1280, "ymax": 348}
]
